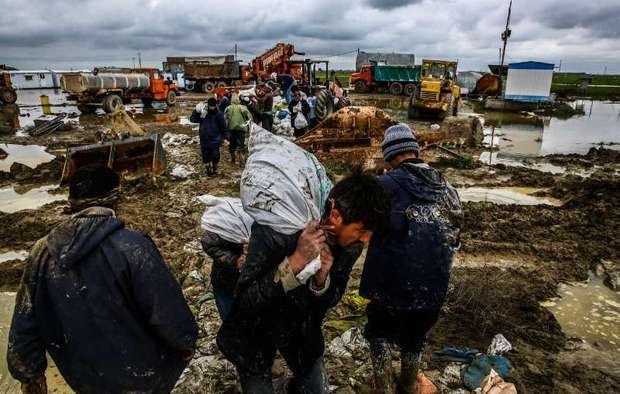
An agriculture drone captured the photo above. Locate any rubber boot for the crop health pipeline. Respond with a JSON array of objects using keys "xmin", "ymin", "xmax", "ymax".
[
  {"xmin": 369, "ymin": 339, "xmax": 396, "ymax": 394},
  {"xmin": 399, "ymin": 351, "xmax": 421, "ymax": 394},
  {"xmin": 205, "ymin": 162, "xmax": 213, "ymax": 176},
  {"xmin": 212, "ymin": 163, "xmax": 218, "ymax": 176}
]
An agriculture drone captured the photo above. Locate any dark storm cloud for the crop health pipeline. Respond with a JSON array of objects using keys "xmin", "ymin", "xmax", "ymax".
[
  {"xmin": 1, "ymin": 0, "xmax": 619, "ymax": 73},
  {"xmin": 366, "ymin": 0, "xmax": 422, "ymax": 10}
]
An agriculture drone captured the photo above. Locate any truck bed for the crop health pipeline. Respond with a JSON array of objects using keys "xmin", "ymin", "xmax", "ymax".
[{"xmin": 373, "ymin": 65, "xmax": 420, "ymax": 83}]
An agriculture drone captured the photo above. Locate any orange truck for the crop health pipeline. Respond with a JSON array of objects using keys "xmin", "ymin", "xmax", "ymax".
[{"xmin": 61, "ymin": 68, "xmax": 178, "ymax": 113}]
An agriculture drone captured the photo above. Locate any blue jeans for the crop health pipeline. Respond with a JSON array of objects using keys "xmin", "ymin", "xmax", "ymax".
[
  {"xmin": 239, "ymin": 355, "xmax": 328, "ymax": 394},
  {"xmin": 213, "ymin": 285, "xmax": 234, "ymax": 321}
]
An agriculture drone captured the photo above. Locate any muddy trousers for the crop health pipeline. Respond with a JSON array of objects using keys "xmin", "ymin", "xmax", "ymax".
[
  {"xmin": 238, "ymin": 355, "xmax": 328, "ymax": 394},
  {"xmin": 228, "ymin": 128, "xmax": 246, "ymax": 162}
]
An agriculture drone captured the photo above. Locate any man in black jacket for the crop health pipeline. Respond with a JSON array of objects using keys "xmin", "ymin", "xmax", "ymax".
[
  {"xmin": 7, "ymin": 165, "xmax": 198, "ymax": 394},
  {"xmin": 217, "ymin": 171, "xmax": 390, "ymax": 393},
  {"xmin": 360, "ymin": 124, "xmax": 463, "ymax": 393}
]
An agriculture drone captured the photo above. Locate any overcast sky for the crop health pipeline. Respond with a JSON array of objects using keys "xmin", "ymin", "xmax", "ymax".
[{"xmin": 1, "ymin": 0, "xmax": 619, "ymax": 73}]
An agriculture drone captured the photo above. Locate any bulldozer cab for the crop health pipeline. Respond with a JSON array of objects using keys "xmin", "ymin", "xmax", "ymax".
[{"xmin": 421, "ymin": 59, "xmax": 458, "ymax": 81}]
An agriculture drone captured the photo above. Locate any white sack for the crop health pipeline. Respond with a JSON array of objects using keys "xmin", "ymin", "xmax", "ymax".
[{"xmin": 198, "ymin": 195, "xmax": 254, "ymax": 244}]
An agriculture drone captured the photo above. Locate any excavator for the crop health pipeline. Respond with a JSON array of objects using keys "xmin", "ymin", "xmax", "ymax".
[{"xmin": 60, "ymin": 108, "xmax": 166, "ymax": 184}]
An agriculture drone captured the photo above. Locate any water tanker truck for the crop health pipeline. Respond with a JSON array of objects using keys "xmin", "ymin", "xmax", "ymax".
[{"xmin": 61, "ymin": 68, "xmax": 178, "ymax": 113}]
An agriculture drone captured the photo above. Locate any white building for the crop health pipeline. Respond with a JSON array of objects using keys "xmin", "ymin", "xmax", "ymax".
[
  {"xmin": 504, "ymin": 61, "xmax": 554, "ymax": 102},
  {"xmin": 9, "ymin": 70, "xmax": 89, "ymax": 90}
]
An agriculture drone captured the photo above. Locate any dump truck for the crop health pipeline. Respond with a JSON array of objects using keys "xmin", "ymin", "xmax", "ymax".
[
  {"xmin": 408, "ymin": 59, "xmax": 460, "ymax": 120},
  {"xmin": 350, "ymin": 63, "xmax": 421, "ymax": 95},
  {"xmin": 184, "ymin": 55, "xmax": 253, "ymax": 93},
  {"xmin": 0, "ymin": 72, "xmax": 17, "ymax": 105},
  {"xmin": 61, "ymin": 68, "xmax": 178, "ymax": 113},
  {"xmin": 61, "ymin": 108, "xmax": 166, "ymax": 184}
]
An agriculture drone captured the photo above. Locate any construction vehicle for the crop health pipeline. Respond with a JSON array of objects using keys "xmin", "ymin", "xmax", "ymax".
[
  {"xmin": 0, "ymin": 71, "xmax": 17, "ymax": 105},
  {"xmin": 60, "ymin": 108, "xmax": 166, "ymax": 184},
  {"xmin": 251, "ymin": 43, "xmax": 305, "ymax": 81},
  {"xmin": 350, "ymin": 63, "xmax": 421, "ymax": 95},
  {"xmin": 184, "ymin": 56, "xmax": 253, "ymax": 93},
  {"xmin": 61, "ymin": 68, "xmax": 178, "ymax": 113},
  {"xmin": 408, "ymin": 59, "xmax": 460, "ymax": 120}
]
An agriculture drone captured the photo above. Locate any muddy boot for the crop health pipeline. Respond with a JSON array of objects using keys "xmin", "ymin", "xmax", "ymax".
[
  {"xmin": 399, "ymin": 351, "xmax": 421, "ymax": 394},
  {"xmin": 212, "ymin": 163, "xmax": 219, "ymax": 176},
  {"xmin": 205, "ymin": 162, "xmax": 213, "ymax": 176},
  {"xmin": 369, "ymin": 339, "xmax": 396, "ymax": 394}
]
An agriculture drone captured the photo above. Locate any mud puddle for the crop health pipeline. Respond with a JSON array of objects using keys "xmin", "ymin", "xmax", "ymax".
[
  {"xmin": 543, "ymin": 273, "xmax": 620, "ymax": 374},
  {"xmin": 457, "ymin": 186, "xmax": 562, "ymax": 206},
  {"xmin": 0, "ymin": 144, "xmax": 55, "ymax": 172},
  {"xmin": 0, "ymin": 251, "xmax": 28, "ymax": 264},
  {"xmin": 0, "ymin": 185, "xmax": 66, "ymax": 213},
  {"xmin": 478, "ymin": 151, "xmax": 567, "ymax": 174},
  {"xmin": 0, "ymin": 292, "xmax": 72, "ymax": 393}
]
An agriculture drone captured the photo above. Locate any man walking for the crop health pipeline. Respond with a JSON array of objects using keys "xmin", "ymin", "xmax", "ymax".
[
  {"xmin": 224, "ymin": 94, "xmax": 253, "ymax": 164},
  {"xmin": 218, "ymin": 171, "xmax": 390, "ymax": 393},
  {"xmin": 7, "ymin": 164, "xmax": 198, "ymax": 394},
  {"xmin": 191, "ymin": 97, "xmax": 227, "ymax": 176},
  {"xmin": 360, "ymin": 124, "xmax": 463, "ymax": 393}
]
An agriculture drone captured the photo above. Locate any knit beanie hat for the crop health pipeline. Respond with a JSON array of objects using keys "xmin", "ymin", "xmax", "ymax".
[{"xmin": 381, "ymin": 123, "xmax": 419, "ymax": 162}]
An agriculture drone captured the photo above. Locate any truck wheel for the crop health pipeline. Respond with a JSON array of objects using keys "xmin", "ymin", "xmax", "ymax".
[
  {"xmin": 216, "ymin": 81, "xmax": 227, "ymax": 89},
  {"xmin": 408, "ymin": 87, "xmax": 419, "ymax": 119},
  {"xmin": 202, "ymin": 81, "xmax": 215, "ymax": 93},
  {"xmin": 389, "ymin": 82, "xmax": 403, "ymax": 95},
  {"xmin": 103, "ymin": 94, "xmax": 123, "ymax": 113},
  {"xmin": 336, "ymin": 96, "xmax": 351, "ymax": 110},
  {"xmin": 354, "ymin": 80, "xmax": 367, "ymax": 93},
  {"xmin": 452, "ymin": 98, "xmax": 459, "ymax": 116},
  {"xmin": 142, "ymin": 98, "xmax": 153, "ymax": 108},
  {"xmin": 0, "ymin": 87, "xmax": 17, "ymax": 105},
  {"xmin": 404, "ymin": 83, "xmax": 416, "ymax": 96},
  {"xmin": 166, "ymin": 90, "xmax": 177, "ymax": 105}
]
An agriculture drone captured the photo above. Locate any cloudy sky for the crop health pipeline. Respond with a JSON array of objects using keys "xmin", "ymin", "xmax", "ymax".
[{"xmin": 1, "ymin": 0, "xmax": 619, "ymax": 73}]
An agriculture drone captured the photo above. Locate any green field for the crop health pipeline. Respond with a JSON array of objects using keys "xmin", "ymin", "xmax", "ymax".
[
  {"xmin": 551, "ymin": 73, "xmax": 620, "ymax": 99},
  {"xmin": 316, "ymin": 70, "xmax": 353, "ymax": 87}
]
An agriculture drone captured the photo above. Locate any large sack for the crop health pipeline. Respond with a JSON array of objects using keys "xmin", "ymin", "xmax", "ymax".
[
  {"xmin": 241, "ymin": 123, "xmax": 332, "ymax": 234},
  {"xmin": 241, "ymin": 123, "xmax": 333, "ymax": 281},
  {"xmin": 198, "ymin": 195, "xmax": 254, "ymax": 244}
]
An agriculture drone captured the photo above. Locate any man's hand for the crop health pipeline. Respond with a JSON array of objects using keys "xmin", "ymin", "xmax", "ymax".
[
  {"xmin": 235, "ymin": 243, "xmax": 249, "ymax": 271},
  {"xmin": 313, "ymin": 243, "xmax": 333, "ymax": 289},
  {"xmin": 21, "ymin": 376, "xmax": 47, "ymax": 394},
  {"xmin": 289, "ymin": 221, "xmax": 325, "ymax": 274}
]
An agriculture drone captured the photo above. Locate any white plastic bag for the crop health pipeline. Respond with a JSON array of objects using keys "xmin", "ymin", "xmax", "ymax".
[
  {"xmin": 197, "ymin": 195, "xmax": 254, "ymax": 244},
  {"xmin": 241, "ymin": 123, "xmax": 333, "ymax": 281},
  {"xmin": 487, "ymin": 334, "xmax": 512, "ymax": 356},
  {"xmin": 294, "ymin": 113, "xmax": 308, "ymax": 129}
]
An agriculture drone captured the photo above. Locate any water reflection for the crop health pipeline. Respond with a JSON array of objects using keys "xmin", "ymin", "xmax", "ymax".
[
  {"xmin": 457, "ymin": 186, "xmax": 562, "ymax": 206},
  {"xmin": 0, "ymin": 185, "xmax": 67, "ymax": 213},
  {"xmin": 0, "ymin": 144, "xmax": 55, "ymax": 172}
]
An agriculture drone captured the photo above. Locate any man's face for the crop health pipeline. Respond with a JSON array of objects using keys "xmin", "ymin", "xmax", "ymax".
[
  {"xmin": 294, "ymin": 91, "xmax": 302, "ymax": 101},
  {"xmin": 323, "ymin": 207, "xmax": 373, "ymax": 247}
]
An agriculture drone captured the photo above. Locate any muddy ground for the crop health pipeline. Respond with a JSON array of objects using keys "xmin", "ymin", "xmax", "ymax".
[{"xmin": 1, "ymin": 93, "xmax": 619, "ymax": 393}]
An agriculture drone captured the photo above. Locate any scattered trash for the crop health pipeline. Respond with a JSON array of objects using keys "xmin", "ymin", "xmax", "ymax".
[
  {"xmin": 327, "ymin": 327, "xmax": 369, "ymax": 359},
  {"xmin": 431, "ymin": 123, "xmax": 441, "ymax": 131},
  {"xmin": 197, "ymin": 292, "xmax": 215, "ymax": 308},
  {"xmin": 594, "ymin": 259, "xmax": 620, "ymax": 291},
  {"xmin": 464, "ymin": 355, "xmax": 513, "ymax": 390},
  {"xmin": 475, "ymin": 369, "xmax": 517, "ymax": 394},
  {"xmin": 163, "ymin": 133, "xmax": 194, "ymax": 147},
  {"xmin": 418, "ymin": 371, "xmax": 439, "ymax": 394},
  {"xmin": 439, "ymin": 363, "xmax": 464, "ymax": 388},
  {"xmin": 189, "ymin": 270, "xmax": 205, "ymax": 284},
  {"xmin": 170, "ymin": 164, "xmax": 195, "ymax": 179},
  {"xmin": 432, "ymin": 347, "xmax": 479, "ymax": 364},
  {"xmin": 487, "ymin": 334, "xmax": 512, "ymax": 356}
]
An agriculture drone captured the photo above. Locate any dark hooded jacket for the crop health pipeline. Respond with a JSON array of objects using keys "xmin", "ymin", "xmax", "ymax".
[
  {"xmin": 217, "ymin": 222, "xmax": 363, "ymax": 375},
  {"xmin": 190, "ymin": 109, "xmax": 227, "ymax": 162},
  {"xmin": 360, "ymin": 160, "xmax": 463, "ymax": 310},
  {"xmin": 7, "ymin": 207, "xmax": 198, "ymax": 393}
]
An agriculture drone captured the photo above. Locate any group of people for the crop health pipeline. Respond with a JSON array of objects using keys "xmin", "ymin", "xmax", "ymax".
[{"xmin": 7, "ymin": 112, "xmax": 462, "ymax": 393}]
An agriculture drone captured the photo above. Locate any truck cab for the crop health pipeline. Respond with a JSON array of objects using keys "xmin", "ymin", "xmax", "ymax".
[{"xmin": 350, "ymin": 65, "xmax": 373, "ymax": 93}]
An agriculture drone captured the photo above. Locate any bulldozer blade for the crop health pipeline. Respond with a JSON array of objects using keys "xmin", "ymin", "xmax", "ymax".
[{"xmin": 60, "ymin": 134, "xmax": 167, "ymax": 184}]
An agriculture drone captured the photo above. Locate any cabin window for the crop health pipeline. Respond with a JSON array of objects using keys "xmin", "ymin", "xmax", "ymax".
[
  {"xmin": 25, "ymin": 75, "xmax": 33, "ymax": 81},
  {"xmin": 40, "ymin": 73, "xmax": 46, "ymax": 79}
]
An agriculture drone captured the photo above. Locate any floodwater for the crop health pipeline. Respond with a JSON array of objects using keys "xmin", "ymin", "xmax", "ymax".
[
  {"xmin": 457, "ymin": 186, "xmax": 562, "ymax": 206},
  {"xmin": 0, "ymin": 185, "xmax": 67, "ymax": 213},
  {"xmin": 0, "ymin": 292, "xmax": 72, "ymax": 393},
  {"xmin": 479, "ymin": 100, "xmax": 620, "ymax": 157},
  {"xmin": 0, "ymin": 144, "xmax": 55, "ymax": 172},
  {"xmin": 0, "ymin": 251, "xmax": 28, "ymax": 264},
  {"xmin": 544, "ymin": 273, "xmax": 620, "ymax": 356}
]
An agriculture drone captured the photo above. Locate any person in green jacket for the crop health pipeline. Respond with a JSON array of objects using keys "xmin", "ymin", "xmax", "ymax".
[{"xmin": 224, "ymin": 94, "xmax": 253, "ymax": 163}]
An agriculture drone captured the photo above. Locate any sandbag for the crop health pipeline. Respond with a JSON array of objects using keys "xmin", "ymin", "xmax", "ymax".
[
  {"xmin": 198, "ymin": 195, "xmax": 254, "ymax": 244},
  {"xmin": 241, "ymin": 123, "xmax": 333, "ymax": 281}
]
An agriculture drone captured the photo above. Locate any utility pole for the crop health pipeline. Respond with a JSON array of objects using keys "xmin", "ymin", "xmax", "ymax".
[
  {"xmin": 499, "ymin": 0, "xmax": 513, "ymax": 75},
  {"xmin": 558, "ymin": 59, "xmax": 562, "ymax": 72},
  {"xmin": 604, "ymin": 66, "xmax": 607, "ymax": 75},
  {"xmin": 234, "ymin": 44, "xmax": 238, "ymax": 61},
  {"xmin": 137, "ymin": 52, "xmax": 142, "ymax": 68},
  {"xmin": 132, "ymin": 57, "xmax": 136, "ymax": 68}
]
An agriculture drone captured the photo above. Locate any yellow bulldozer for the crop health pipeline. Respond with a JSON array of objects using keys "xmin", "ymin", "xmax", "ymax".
[
  {"xmin": 408, "ymin": 59, "xmax": 460, "ymax": 120},
  {"xmin": 60, "ymin": 108, "xmax": 166, "ymax": 184}
]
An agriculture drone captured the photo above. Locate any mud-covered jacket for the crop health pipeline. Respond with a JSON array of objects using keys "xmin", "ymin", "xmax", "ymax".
[
  {"xmin": 360, "ymin": 159, "xmax": 463, "ymax": 310},
  {"xmin": 7, "ymin": 207, "xmax": 198, "ymax": 393},
  {"xmin": 217, "ymin": 222, "xmax": 363, "ymax": 374},
  {"xmin": 190, "ymin": 109, "xmax": 227, "ymax": 150},
  {"xmin": 201, "ymin": 231, "xmax": 243, "ymax": 296}
]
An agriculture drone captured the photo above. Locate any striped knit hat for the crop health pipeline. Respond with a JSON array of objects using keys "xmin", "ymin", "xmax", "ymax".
[{"xmin": 381, "ymin": 123, "xmax": 419, "ymax": 162}]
